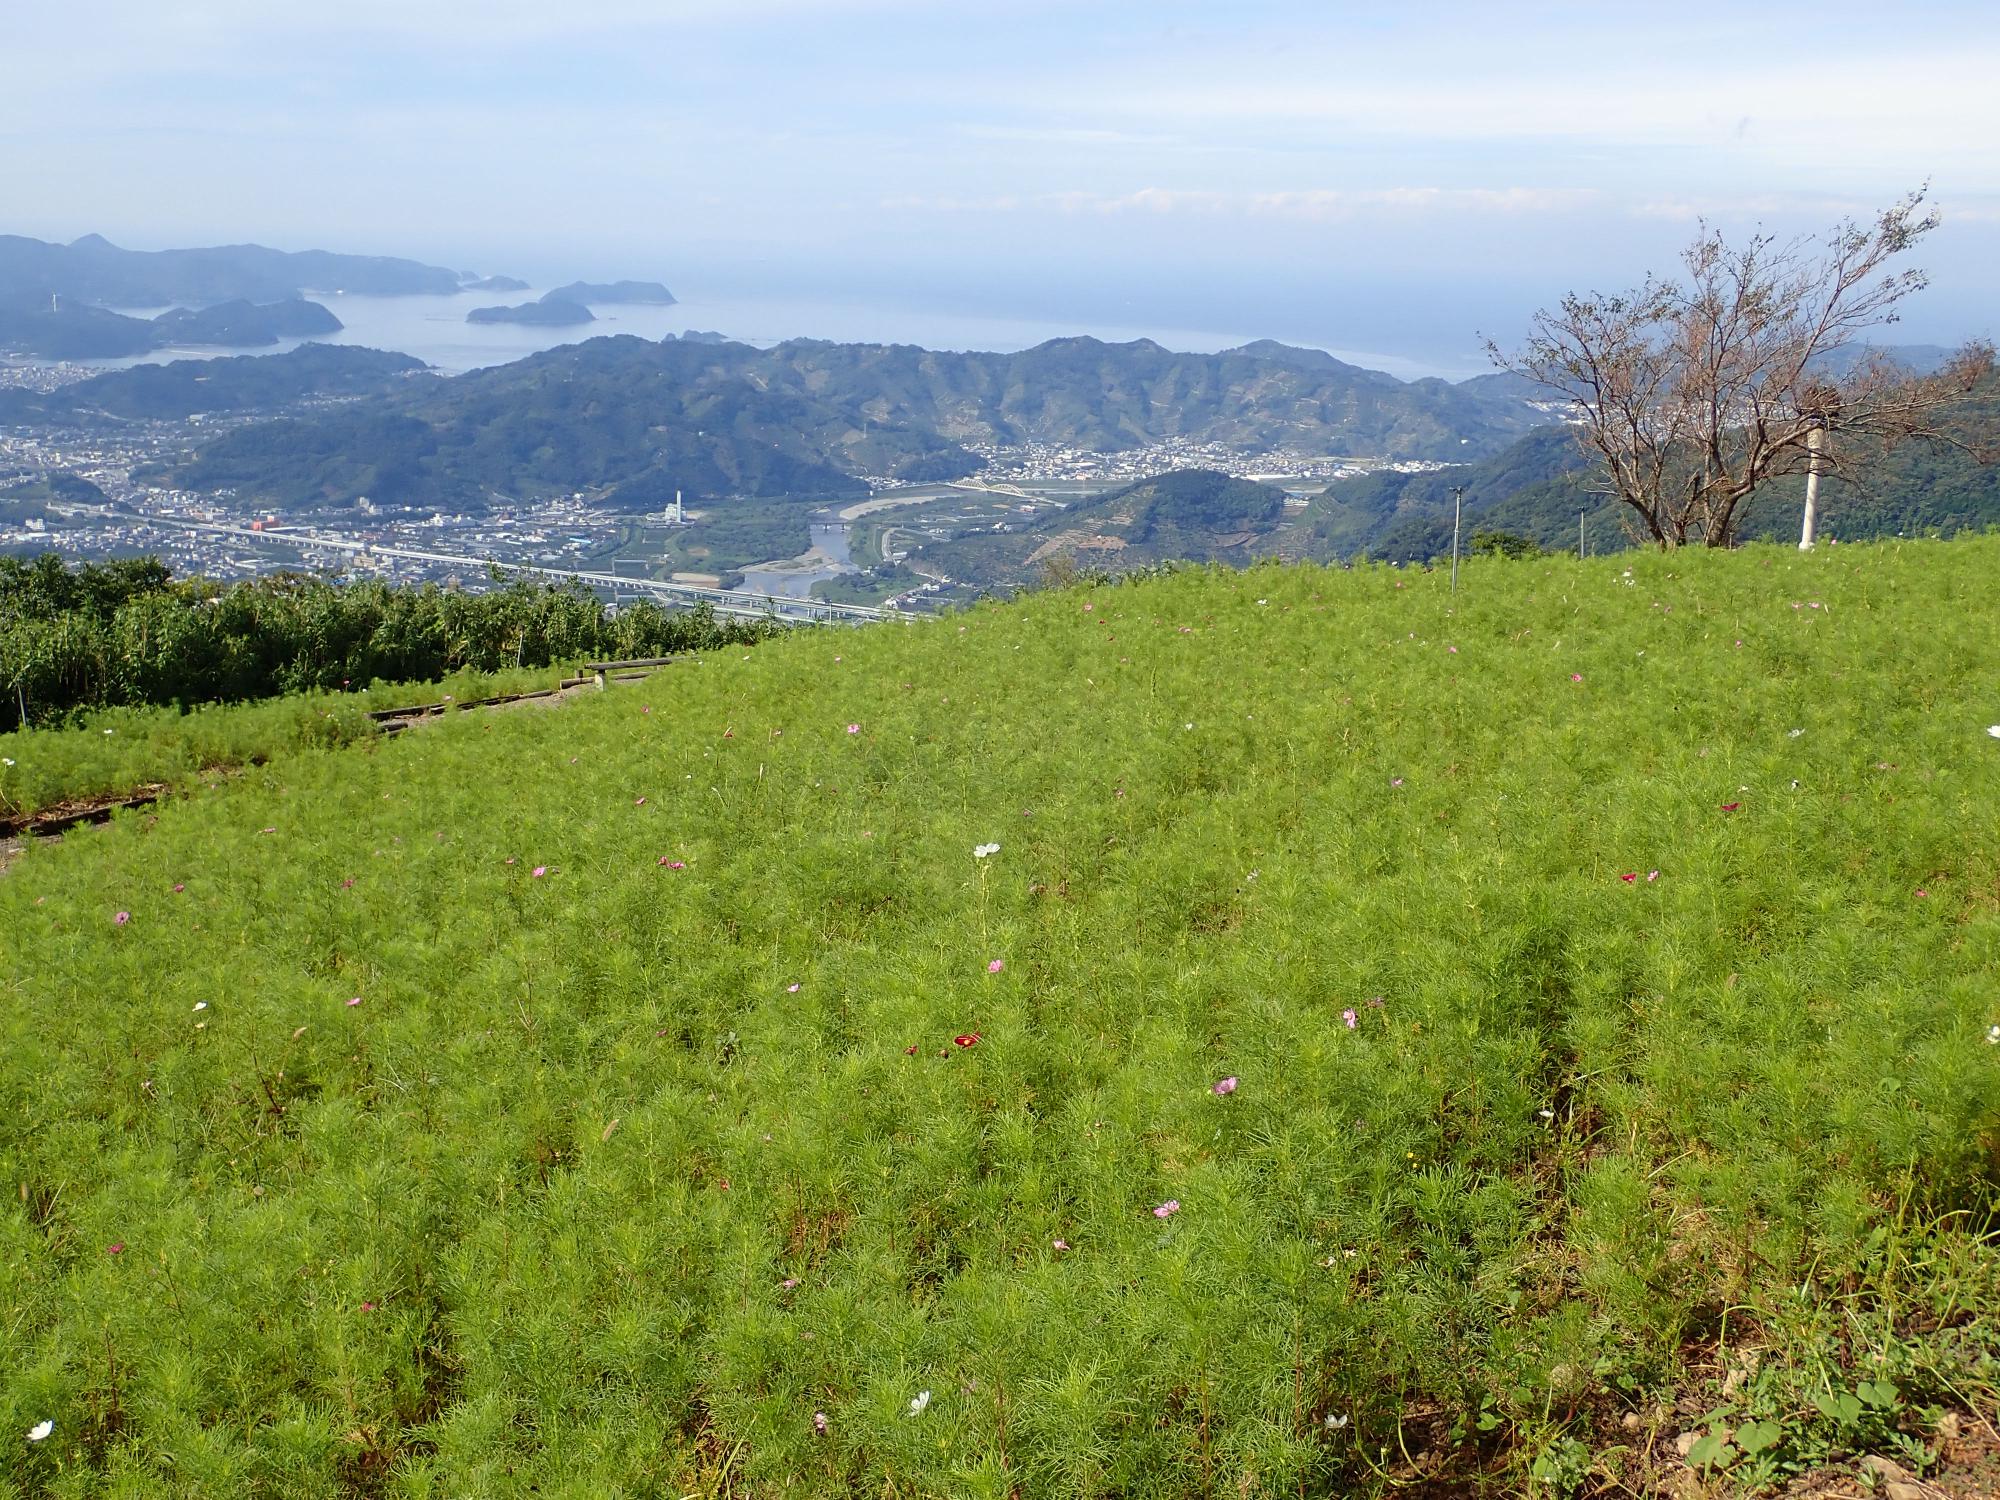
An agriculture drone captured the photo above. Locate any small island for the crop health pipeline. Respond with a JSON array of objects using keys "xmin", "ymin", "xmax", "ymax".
[
  {"xmin": 460, "ymin": 274, "xmax": 530, "ymax": 293},
  {"xmin": 152, "ymin": 298, "xmax": 344, "ymax": 347},
  {"xmin": 466, "ymin": 300, "xmax": 596, "ymax": 327},
  {"xmin": 540, "ymin": 280, "xmax": 676, "ymax": 306}
]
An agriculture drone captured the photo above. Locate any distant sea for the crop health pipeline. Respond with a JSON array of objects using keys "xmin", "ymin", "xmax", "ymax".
[{"xmin": 83, "ymin": 288, "xmax": 1478, "ymax": 383}]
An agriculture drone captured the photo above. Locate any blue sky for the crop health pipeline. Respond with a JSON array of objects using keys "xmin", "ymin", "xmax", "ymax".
[{"xmin": 6, "ymin": 0, "xmax": 1997, "ymax": 365}]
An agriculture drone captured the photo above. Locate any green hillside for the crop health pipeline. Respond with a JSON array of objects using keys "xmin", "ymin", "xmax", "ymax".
[
  {"xmin": 908, "ymin": 470, "xmax": 1293, "ymax": 589},
  {"xmin": 6, "ymin": 541, "xmax": 2000, "ymax": 1496},
  {"xmin": 158, "ymin": 335, "xmax": 1546, "ymax": 515}
]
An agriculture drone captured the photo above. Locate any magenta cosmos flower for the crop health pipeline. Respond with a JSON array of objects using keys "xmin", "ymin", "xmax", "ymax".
[
  {"xmin": 846, "ymin": 723, "xmax": 860, "ymax": 734},
  {"xmin": 531, "ymin": 866, "xmax": 547, "ymax": 878},
  {"xmin": 987, "ymin": 959, "xmax": 1005, "ymax": 973},
  {"xmin": 1341, "ymin": 1008, "xmax": 1358, "ymax": 1029},
  {"xmin": 1211, "ymin": 1076, "xmax": 1238, "ymax": 1095},
  {"xmin": 1153, "ymin": 1200, "xmax": 1181, "ymax": 1219}
]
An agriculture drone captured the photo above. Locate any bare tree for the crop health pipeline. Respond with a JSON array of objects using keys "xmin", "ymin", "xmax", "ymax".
[{"xmin": 1491, "ymin": 190, "xmax": 1994, "ymax": 548}]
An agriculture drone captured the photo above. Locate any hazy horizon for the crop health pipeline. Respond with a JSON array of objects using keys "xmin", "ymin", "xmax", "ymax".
[{"xmin": 6, "ymin": 0, "xmax": 1997, "ymax": 366}]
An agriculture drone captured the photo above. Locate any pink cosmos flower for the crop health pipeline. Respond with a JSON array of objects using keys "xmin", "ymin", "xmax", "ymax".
[
  {"xmin": 780, "ymin": 1277, "xmax": 799, "ymax": 1290},
  {"xmin": 172, "ymin": 883, "xmax": 185, "ymax": 894},
  {"xmin": 787, "ymin": 982, "xmax": 802, "ymax": 993},
  {"xmin": 261, "ymin": 827, "xmax": 276, "ymax": 835},
  {"xmin": 346, "ymin": 996, "xmax": 362, "ymax": 1007},
  {"xmin": 359, "ymin": 1301, "xmax": 376, "ymax": 1312},
  {"xmin": 1052, "ymin": 1238, "xmax": 1070, "ymax": 1251},
  {"xmin": 1153, "ymin": 1200, "xmax": 1180, "ymax": 1219},
  {"xmin": 1915, "ymin": 888, "xmax": 1929, "ymax": 898},
  {"xmin": 532, "ymin": 866, "xmax": 547, "ymax": 878},
  {"xmin": 1341, "ymin": 1008, "xmax": 1358, "ymax": 1030},
  {"xmin": 635, "ymin": 796, "xmax": 647, "ymax": 806},
  {"xmin": 341, "ymin": 878, "xmax": 355, "ymax": 888},
  {"xmin": 1570, "ymin": 673, "xmax": 1583, "ymax": 683},
  {"xmin": 987, "ymin": 959, "xmax": 1004, "ymax": 973},
  {"xmin": 1211, "ymin": 1076, "xmax": 1238, "ymax": 1095},
  {"xmin": 107, "ymin": 1242, "xmax": 124, "ymax": 1255},
  {"xmin": 658, "ymin": 857, "xmax": 686, "ymax": 869},
  {"xmin": 115, "ymin": 911, "xmax": 130, "ymax": 925},
  {"xmin": 1447, "ymin": 645, "xmax": 1458, "ymax": 654},
  {"xmin": 1390, "ymin": 777, "xmax": 1404, "ymax": 788},
  {"xmin": 846, "ymin": 723, "xmax": 860, "ymax": 734},
  {"xmin": 1646, "ymin": 870, "xmax": 1660, "ymax": 882}
]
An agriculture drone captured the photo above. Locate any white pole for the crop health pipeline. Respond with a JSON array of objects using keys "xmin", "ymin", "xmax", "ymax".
[
  {"xmin": 1579, "ymin": 510, "xmax": 1586, "ymax": 559},
  {"xmin": 1798, "ymin": 425, "xmax": 1826, "ymax": 551},
  {"xmin": 1450, "ymin": 486, "xmax": 1464, "ymax": 593}
]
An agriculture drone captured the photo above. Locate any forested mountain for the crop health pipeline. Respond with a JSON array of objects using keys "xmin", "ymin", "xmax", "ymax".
[
  {"xmin": 1299, "ymin": 371, "xmax": 2000, "ymax": 561},
  {"xmin": 150, "ymin": 297, "xmax": 342, "ymax": 346},
  {"xmin": 0, "ymin": 233, "xmax": 468, "ymax": 304},
  {"xmin": 0, "ymin": 294, "xmax": 344, "ymax": 359},
  {"xmin": 0, "ymin": 345, "xmax": 429, "ymax": 425},
  {"xmin": 541, "ymin": 280, "xmax": 676, "ymax": 304},
  {"xmin": 906, "ymin": 469, "xmax": 1294, "ymax": 587},
  {"xmin": 156, "ymin": 333, "xmax": 1547, "ymax": 513}
]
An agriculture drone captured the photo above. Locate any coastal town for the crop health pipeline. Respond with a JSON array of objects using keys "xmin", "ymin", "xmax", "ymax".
[{"xmin": 0, "ymin": 383, "xmax": 1458, "ymax": 608}]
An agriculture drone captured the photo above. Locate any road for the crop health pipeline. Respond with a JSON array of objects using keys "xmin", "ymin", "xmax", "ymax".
[{"xmin": 114, "ymin": 511, "xmax": 901, "ymax": 624}]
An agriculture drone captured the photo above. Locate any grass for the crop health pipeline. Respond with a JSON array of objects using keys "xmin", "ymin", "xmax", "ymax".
[
  {"xmin": 4, "ymin": 539, "xmax": 2000, "ymax": 1497},
  {"xmin": 0, "ymin": 663, "xmax": 590, "ymax": 821}
]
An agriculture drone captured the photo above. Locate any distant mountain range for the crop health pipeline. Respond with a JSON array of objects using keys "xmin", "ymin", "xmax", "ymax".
[
  {"xmin": 0, "ymin": 232, "xmax": 675, "ymax": 357},
  {"xmin": 150, "ymin": 332, "xmax": 1550, "ymax": 513},
  {"xmin": 0, "ymin": 233, "xmax": 467, "ymax": 305}
]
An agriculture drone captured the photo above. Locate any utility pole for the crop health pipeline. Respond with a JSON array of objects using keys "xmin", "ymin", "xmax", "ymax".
[
  {"xmin": 1449, "ymin": 485, "xmax": 1466, "ymax": 593},
  {"xmin": 1579, "ymin": 510, "xmax": 1586, "ymax": 560},
  {"xmin": 1797, "ymin": 385, "xmax": 1839, "ymax": 551},
  {"xmin": 1798, "ymin": 423, "xmax": 1827, "ymax": 550}
]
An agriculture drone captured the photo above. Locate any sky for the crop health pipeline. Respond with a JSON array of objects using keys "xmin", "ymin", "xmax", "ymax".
[{"xmin": 6, "ymin": 0, "xmax": 1998, "ymax": 370}]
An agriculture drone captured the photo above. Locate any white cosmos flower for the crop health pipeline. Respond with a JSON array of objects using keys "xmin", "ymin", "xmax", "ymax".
[
  {"xmin": 28, "ymin": 1420, "xmax": 52, "ymax": 1442},
  {"xmin": 1987, "ymin": 725, "xmax": 2000, "ymax": 738},
  {"xmin": 2, "ymin": 757, "xmax": 13, "ymax": 766},
  {"xmin": 1987, "ymin": 1024, "xmax": 1999, "ymax": 1045},
  {"xmin": 1324, "ymin": 1412, "xmax": 1349, "ymax": 1430},
  {"xmin": 193, "ymin": 1002, "xmax": 208, "ymax": 1012},
  {"xmin": 908, "ymin": 1390, "xmax": 931, "ymax": 1416},
  {"xmin": 972, "ymin": 843, "xmax": 1000, "ymax": 859}
]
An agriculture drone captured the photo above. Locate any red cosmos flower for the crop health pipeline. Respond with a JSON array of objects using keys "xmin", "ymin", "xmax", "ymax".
[
  {"xmin": 1720, "ymin": 802, "xmax": 1741, "ymax": 812},
  {"xmin": 1620, "ymin": 873, "xmax": 1638, "ymax": 883},
  {"xmin": 107, "ymin": 1242, "xmax": 124, "ymax": 1255},
  {"xmin": 953, "ymin": 1033, "xmax": 981, "ymax": 1048}
]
